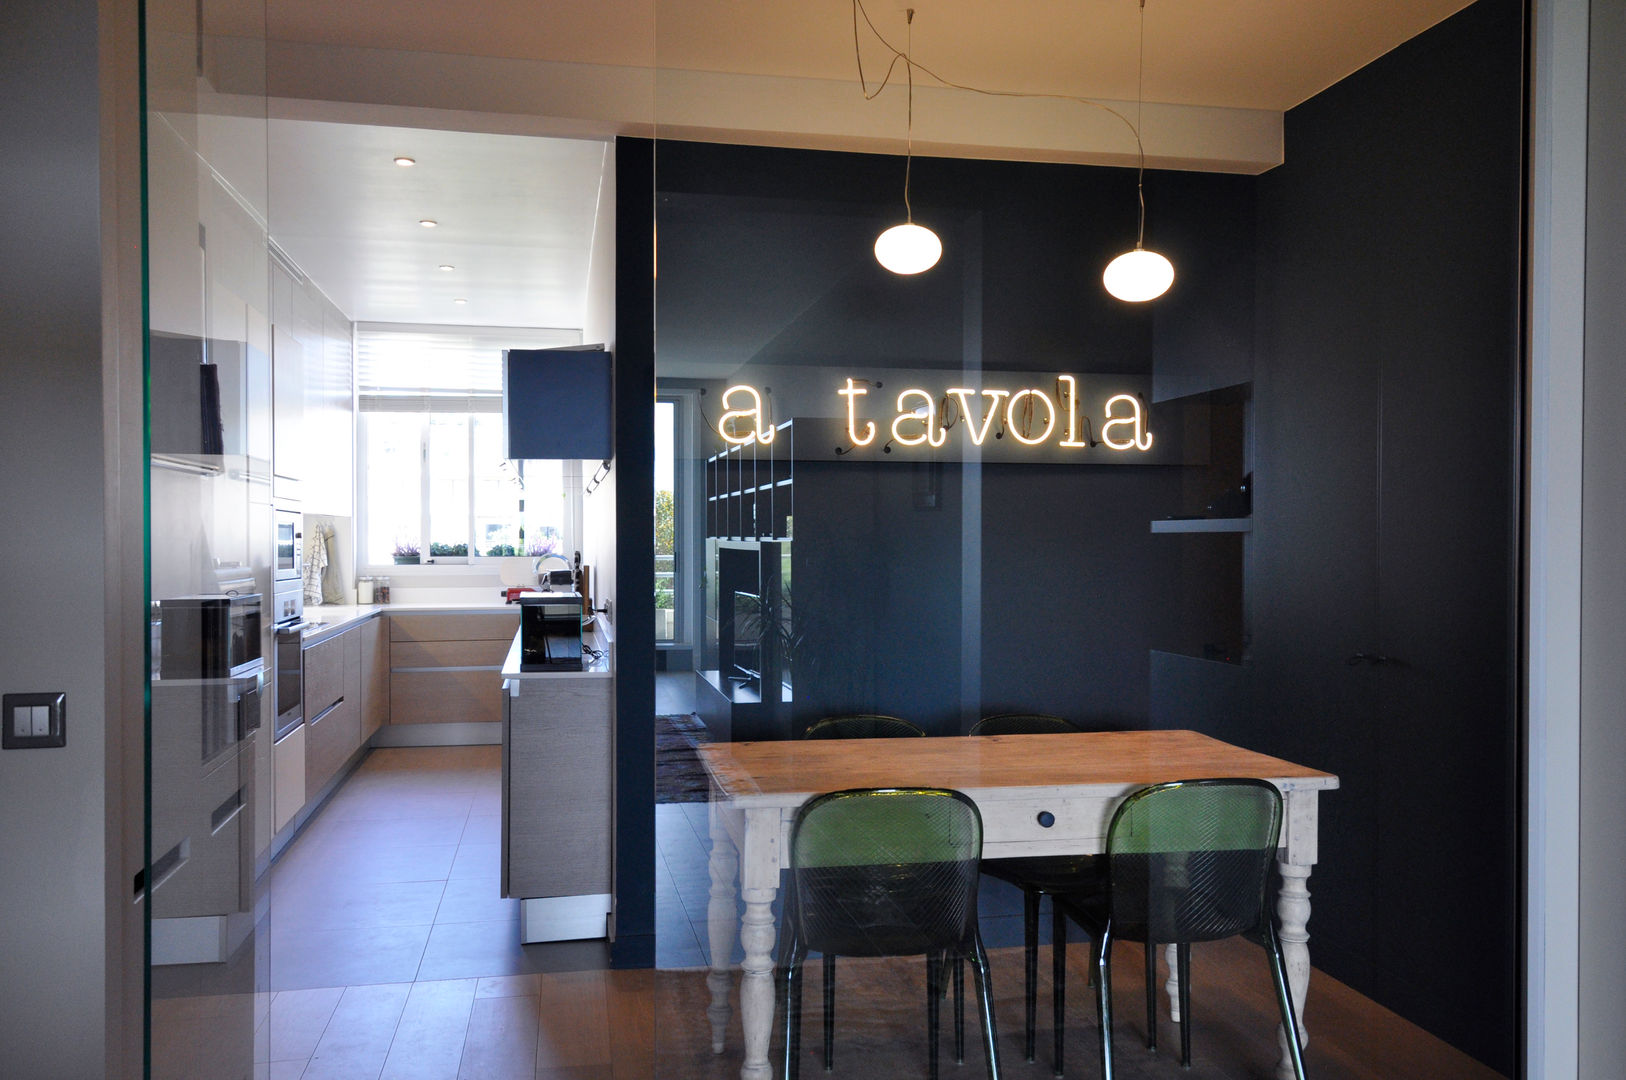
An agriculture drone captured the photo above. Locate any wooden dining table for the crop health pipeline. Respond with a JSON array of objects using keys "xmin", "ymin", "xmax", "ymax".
[{"xmin": 697, "ymin": 728, "xmax": 1339, "ymax": 1080}]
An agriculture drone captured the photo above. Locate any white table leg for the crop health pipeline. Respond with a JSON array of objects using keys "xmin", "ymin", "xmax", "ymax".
[
  {"xmin": 738, "ymin": 885, "xmax": 779, "ymax": 1080},
  {"xmin": 1275, "ymin": 860, "xmax": 1313, "ymax": 1080},
  {"xmin": 707, "ymin": 803, "xmax": 740, "ymax": 1055},
  {"xmin": 1164, "ymin": 943, "xmax": 1181, "ymax": 1021}
]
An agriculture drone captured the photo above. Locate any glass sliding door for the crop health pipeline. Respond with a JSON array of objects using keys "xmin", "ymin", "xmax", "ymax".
[{"xmin": 143, "ymin": 0, "xmax": 272, "ymax": 1075}]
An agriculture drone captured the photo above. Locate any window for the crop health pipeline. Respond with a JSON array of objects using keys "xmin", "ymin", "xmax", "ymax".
[{"xmin": 355, "ymin": 324, "xmax": 581, "ymax": 567}]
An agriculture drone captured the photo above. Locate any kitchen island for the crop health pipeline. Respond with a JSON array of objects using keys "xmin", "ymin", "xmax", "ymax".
[{"xmin": 500, "ymin": 621, "xmax": 615, "ymax": 943}]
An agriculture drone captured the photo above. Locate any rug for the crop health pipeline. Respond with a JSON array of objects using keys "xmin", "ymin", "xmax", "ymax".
[{"xmin": 656, "ymin": 713, "xmax": 712, "ymax": 804}]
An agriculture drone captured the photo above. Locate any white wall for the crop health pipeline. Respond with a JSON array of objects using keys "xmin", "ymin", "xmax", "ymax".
[{"xmin": 0, "ymin": 2, "xmax": 114, "ymax": 1074}]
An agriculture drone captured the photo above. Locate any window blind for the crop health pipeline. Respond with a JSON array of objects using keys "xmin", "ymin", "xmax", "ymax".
[{"xmin": 355, "ymin": 322, "xmax": 581, "ymax": 409}]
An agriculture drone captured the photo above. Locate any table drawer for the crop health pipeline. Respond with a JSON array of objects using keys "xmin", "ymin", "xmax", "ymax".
[{"xmin": 978, "ymin": 794, "xmax": 1113, "ymax": 850}]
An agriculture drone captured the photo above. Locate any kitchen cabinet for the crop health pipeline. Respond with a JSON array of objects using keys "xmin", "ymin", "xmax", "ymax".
[
  {"xmin": 388, "ymin": 612, "xmax": 520, "ymax": 725},
  {"xmin": 303, "ymin": 629, "xmax": 360, "ymax": 793},
  {"xmin": 360, "ymin": 616, "xmax": 389, "ymax": 741}
]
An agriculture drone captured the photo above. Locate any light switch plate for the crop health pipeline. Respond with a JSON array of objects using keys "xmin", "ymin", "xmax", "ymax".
[{"xmin": 2, "ymin": 693, "xmax": 65, "ymax": 749}]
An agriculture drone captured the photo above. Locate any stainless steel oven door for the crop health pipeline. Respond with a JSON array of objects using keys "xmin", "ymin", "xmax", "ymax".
[{"xmin": 273, "ymin": 623, "xmax": 306, "ymax": 740}]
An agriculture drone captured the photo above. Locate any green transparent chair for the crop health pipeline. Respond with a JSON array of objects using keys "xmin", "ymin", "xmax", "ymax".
[
  {"xmin": 968, "ymin": 713, "xmax": 1105, "ymax": 1072},
  {"xmin": 789, "ymin": 714, "xmax": 930, "ymax": 1067},
  {"xmin": 803, "ymin": 714, "xmax": 926, "ymax": 740},
  {"xmin": 782, "ymin": 788, "xmax": 1002, "ymax": 1080},
  {"xmin": 1053, "ymin": 778, "xmax": 1307, "ymax": 1080}
]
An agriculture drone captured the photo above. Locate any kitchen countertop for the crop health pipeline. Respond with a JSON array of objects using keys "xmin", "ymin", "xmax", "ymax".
[{"xmin": 299, "ymin": 600, "xmax": 520, "ymax": 646}]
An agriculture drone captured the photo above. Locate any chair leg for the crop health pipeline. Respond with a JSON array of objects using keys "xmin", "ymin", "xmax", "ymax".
[
  {"xmin": 1264, "ymin": 922, "xmax": 1308, "ymax": 1080},
  {"xmin": 967, "ymin": 930, "xmax": 1004, "ymax": 1080},
  {"xmin": 1144, "ymin": 939, "xmax": 1158, "ymax": 1051},
  {"xmin": 1176, "ymin": 942, "xmax": 1192, "ymax": 1067},
  {"xmin": 822, "ymin": 953, "xmax": 836, "ymax": 1072},
  {"xmin": 1024, "ymin": 887, "xmax": 1040, "ymax": 1062},
  {"xmin": 1095, "ymin": 926, "xmax": 1115, "ymax": 1080},
  {"xmin": 954, "ymin": 949, "xmax": 967, "ymax": 1064},
  {"xmin": 1052, "ymin": 904, "xmax": 1067, "ymax": 1078},
  {"xmin": 785, "ymin": 946, "xmax": 805, "ymax": 1080},
  {"xmin": 927, "ymin": 953, "xmax": 943, "ymax": 1080}
]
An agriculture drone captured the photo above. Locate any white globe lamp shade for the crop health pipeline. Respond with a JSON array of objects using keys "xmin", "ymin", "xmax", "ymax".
[
  {"xmin": 874, "ymin": 222, "xmax": 942, "ymax": 275},
  {"xmin": 1103, "ymin": 247, "xmax": 1175, "ymax": 302}
]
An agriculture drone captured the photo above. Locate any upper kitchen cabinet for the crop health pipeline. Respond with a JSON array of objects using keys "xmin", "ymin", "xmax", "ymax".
[
  {"xmin": 504, "ymin": 348, "xmax": 612, "ymax": 460},
  {"xmin": 270, "ymin": 257, "xmax": 356, "ymax": 513}
]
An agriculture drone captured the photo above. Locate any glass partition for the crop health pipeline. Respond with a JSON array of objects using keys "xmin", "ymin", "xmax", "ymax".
[
  {"xmin": 649, "ymin": 2, "xmax": 1521, "ymax": 1078},
  {"xmin": 143, "ymin": 0, "xmax": 272, "ymax": 1074}
]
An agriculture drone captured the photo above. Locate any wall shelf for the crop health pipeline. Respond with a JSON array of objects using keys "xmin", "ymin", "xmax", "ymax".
[{"xmin": 1150, "ymin": 517, "xmax": 1252, "ymax": 534}]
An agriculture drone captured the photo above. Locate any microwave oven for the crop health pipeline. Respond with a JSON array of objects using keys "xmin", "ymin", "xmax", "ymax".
[
  {"xmin": 273, "ymin": 508, "xmax": 302, "ymax": 583},
  {"xmin": 158, "ymin": 593, "xmax": 264, "ymax": 680}
]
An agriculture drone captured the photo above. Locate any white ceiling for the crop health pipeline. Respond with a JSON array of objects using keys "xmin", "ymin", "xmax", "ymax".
[
  {"xmin": 266, "ymin": 120, "xmax": 608, "ymax": 328},
  {"xmin": 254, "ymin": 0, "xmax": 1480, "ymax": 331}
]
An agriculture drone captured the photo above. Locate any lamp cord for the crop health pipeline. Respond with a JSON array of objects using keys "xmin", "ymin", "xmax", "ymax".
[
  {"xmin": 1136, "ymin": 0, "xmax": 1147, "ymax": 249},
  {"xmin": 852, "ymin": 0, "xmax": 1150, "ymax": 226},
  {"xmin": 905, "ymin": 10, "xmax": 915, "ymax": 224}
]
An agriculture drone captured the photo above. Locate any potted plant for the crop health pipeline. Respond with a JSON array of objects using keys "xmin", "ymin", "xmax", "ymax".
[{"xmin": 392, "ymin": 540, "xmax": 420, "ymax": 565}]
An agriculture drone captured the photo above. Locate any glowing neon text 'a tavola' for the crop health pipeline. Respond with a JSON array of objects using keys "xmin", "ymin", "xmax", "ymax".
[
  {"xmin": 725, "ymin": 379, "xmax": 1153, "ymax": 453},
  {"xmin": 718, "ymin": 385, "xmax": 775, "ymax": 445}
]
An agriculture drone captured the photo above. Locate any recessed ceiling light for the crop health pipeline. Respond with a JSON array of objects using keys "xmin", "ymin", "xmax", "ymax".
[
  {"xmin": 453, "ymin": 298, "xmax": 468, "ymax": 305},
  {"xmin": 418, "ymin": 219, "xmax": 438, "ymax": 228},
  {"xmin": 438, "ymin": 264, "xmax": 455, "ymax": 272},
  {"xmin": 394, "ymin": 156, "xmax": 416, "ymax": 167}
]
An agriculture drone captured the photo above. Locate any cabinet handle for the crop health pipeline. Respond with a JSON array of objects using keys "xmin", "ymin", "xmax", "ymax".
[{"xmin": 1345, "ymin": 653, "xmax": 1396, "ymax": 666}]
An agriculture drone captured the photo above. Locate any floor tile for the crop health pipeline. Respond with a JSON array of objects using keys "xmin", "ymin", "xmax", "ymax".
[
  {"xmin": 266, "ymin": 986, "xmax": 344, "ymax": 1061},
  {"xmin": 460, "ymin": 813, "xmax": 503, "ymax": 845},
  {"xmin": 535, "ymin": 971, "xmax": 610, "ymax": 1071},
  {"xmin": 434, "ymin": 876, "xmax": 521, "ymax": 925},
  {"xmin": 476, "ymin": 973, "xmax": 542, "ymax": 998},
  {"xmin": 449, "ymin": 841, "xmax": 501, "ymax": 882},
  {"xmin": 416, "ymin": 918, "xmax": 544, "ymax": 982},
  {"xmin": 458, "ymin": 993, "xmax": 541, "ymax": 1079},
  {"xmin": 303, "ymin": 812, "xmax": 472, "ymax": 849},
  {"xmin": 269, "ymin": 924, "xmax": 433, "ymax": 992},
  {"xmin": 301, "ymin": 982, "xmax": 411, "ymax": 1080},
  {"xmin": 271, "ymin": 879, "xmax": 448, "ymax": 934},
  {"xmin": 279, "ymin": 839, "xmax": 461, "ymax": 888},
  {"xmin": 268, "ymin": 1060, "xmax": 307, "ymax": 1080},
  {"xmin": 377, "ymin": 978, "xmax": 477, "ymax": 1080}
]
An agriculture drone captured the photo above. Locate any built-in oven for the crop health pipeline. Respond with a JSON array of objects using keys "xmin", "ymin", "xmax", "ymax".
[
  {"xmin": 273, "ymin": 619, "xmax": 306, "ymax": 741},
  {"xmin": 273, "ymin": 508, "xmax": 302, "ymax": 584},
  {"xmin": 272, "ymin": 577, "xmax": 306, "ymax": 741}
]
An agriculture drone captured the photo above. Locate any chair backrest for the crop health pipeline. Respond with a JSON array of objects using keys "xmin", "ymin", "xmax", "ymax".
[
  {"xmin": 969, "ymin": 713, "xmax": 1078, "ymax": 737},
  {"xmin": 1104, "ymin": 778, "xmax": 1282, "ymax": 944},
  {"xmin": 803, "ymin": 714, "xmax": 925, "ymax": 740},
  {"xmin": 788, "ymin": 788, "xmax": 983, "ymax": 958}
]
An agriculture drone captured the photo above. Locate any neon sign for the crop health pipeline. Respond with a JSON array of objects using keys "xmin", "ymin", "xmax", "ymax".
[{"xmin": 722, "ymin": 378, "xmax": 1153, "ymax": 454}]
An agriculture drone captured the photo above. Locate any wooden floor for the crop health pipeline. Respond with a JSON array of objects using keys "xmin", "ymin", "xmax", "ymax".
[
  {"xmin": 149, "ymin": 746, "xmax": 1507, "ymax": 1080},
  {"xmin": 654, "ymin": 937, "xmax": 1505, "ymax": 1080}
]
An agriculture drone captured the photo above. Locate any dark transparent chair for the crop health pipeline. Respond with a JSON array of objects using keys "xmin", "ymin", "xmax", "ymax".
[
  {"xmin": 1053, "ymin": 778, "xmax": 1307, "ymax": 1080},
  {"xmin": 782, "ymin": 788, "xmax": 1002, "ymax": 1080},
  {"xmin": 969, "ymin": 713, "xmax": 1105, "ymax": 1071},
  {"xmin": 803, "ymin": 714, "xmax": 926, "ymax": 740}
]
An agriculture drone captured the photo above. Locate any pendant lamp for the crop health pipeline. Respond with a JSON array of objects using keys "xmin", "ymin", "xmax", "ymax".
[
  {"xmin": 875, "ymin": 9, "xmax": 941, "ymax": 275},
  {"xmin": 1103, "ymin": 0, "xmax": 1174, "ymax": 302}
]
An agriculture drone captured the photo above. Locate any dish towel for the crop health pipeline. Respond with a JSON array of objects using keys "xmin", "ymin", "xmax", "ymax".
[{"xmin": 304, "ymin": 527, "xmax": 327, "ymax": 606}]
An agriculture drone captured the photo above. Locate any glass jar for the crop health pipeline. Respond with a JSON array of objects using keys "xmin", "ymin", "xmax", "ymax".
[
  {"xmin": 376, "ymin": 576, "xmax": 391, "ymax": 604},
  {"xmin": 357, "ymin": 576, "xmax": 375, "ymax": 604}
]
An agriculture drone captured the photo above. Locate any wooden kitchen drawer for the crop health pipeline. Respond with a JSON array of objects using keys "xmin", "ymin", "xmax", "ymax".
[
  {"xmin": 388, "ymin": 612, "xmax": 518, "ymax": 643},
  {"xmin": 306, "ymin": 694, "xmax": 359, "ymax": 792},
  {"xmin": 389, "ymin": 668, "xmax": 505, "ymax": 725},
  {"xmin": 303, "ymin": 634, "xmax": 345, "ymax": 718},
  {"xmin": 389, "ymin": 638, "xmax": 513, "ymax": 669}
]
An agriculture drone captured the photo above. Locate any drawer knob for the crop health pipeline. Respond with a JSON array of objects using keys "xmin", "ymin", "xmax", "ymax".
[{"xmin": 1036, "ymin": 811, "xmax": 1056, "ymax": 829}]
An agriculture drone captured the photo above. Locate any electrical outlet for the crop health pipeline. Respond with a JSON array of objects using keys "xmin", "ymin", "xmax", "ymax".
[{"xmin": 2, "ymin": 692, "xmax": 65, "ymax": 749}]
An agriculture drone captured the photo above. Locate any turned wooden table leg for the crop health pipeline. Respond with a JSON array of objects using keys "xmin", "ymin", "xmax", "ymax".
[
  {"xmin": 737, "ymin": 887, "xmax": 779, "ymax": 1080},
  {"xmin": 1164, "ymin": 943, "xmax": 1181, "ymax": 1022},
  {"xmin": 707, "ymin": 802, "xmax": 740, "ymax": 1055},
  {"xmin": 1275, "ymin": 860, "xmax": 1313, "ymax": 1080}
]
